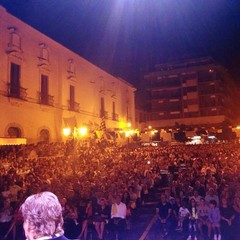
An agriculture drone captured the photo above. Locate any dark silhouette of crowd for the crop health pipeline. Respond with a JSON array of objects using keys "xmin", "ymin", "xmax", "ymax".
[{"xmin": 0, "ymin": 141, "xmax": 240, "ymax": 240}]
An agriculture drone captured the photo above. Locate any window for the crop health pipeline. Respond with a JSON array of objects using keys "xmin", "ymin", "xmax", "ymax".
[
  {"xmin": 41, "ymin": 48, "xmax": 49, "ymax": 60},
  {"xmin": 39, "ymin": 43, "xmax": 49, "ymax": 60},
  {"xmin": 198, "ymin": 70, "xmax": 212, "ymax": 82},
  {"xmin": 10, "ymin": 63, "xmax": 20, "ymax": 97},
  {"xmin": 69, "ymin": 85, "xmax": 75, "ymax": 110},
  {"xmin": 100, "ymin": 77, "xmax": 105, "ymax": 92},
  {"xmin": 111, "ymin": 82, "xmax": 116, "ymax": 97},
  {"xmin": 8, "ymin": 27, "xmax": 21, "ymax": 51},
  {"xmin": 41, "ymin": 75, "xmax": 49, "ymax": 104},
  {"xmin": 68, "ymin": 59, "xmax": 75, "ymax": 73},
  {"xmin": 112, "ymin": 102, "xmax": 118, "ymax": 120},
  {"xmin": 183, "ymin": 86, "xmax": 197, "ymax": 95},
  {"xmin": 8, "ymin": 127, "xmax": 21, "ymax": 138},
  {"xmin": 12, "ymin": 33, "xmax": 20, "ymax": 48},
  {"xmin": 38, "ymin": 43, "xmax": 50, "ymax": 68},
  {"xmin": 39, "ymin": 129, "xmax": 50, "ymax": 142},
  {"xmin": 112, "ymin": 102, "xmax": 115, "ymax": 114}
]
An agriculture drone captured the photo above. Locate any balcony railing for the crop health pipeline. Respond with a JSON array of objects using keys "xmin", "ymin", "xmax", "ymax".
[
  {"xmin": 38, "ymin": 92, "xmax": 54, "ymax": 106},
  {"xmin": 68, "ymin": 101, "xmax": 80, "ymax": 112},
  {"xmin": 112, "ymin": 113, "xmax": 119, "ymax": 121},
  {"xmin": 100, "ymin": 110, "xmax": 108, "ymax": 118},
  {"xmin": 8, "ymin": 83, "xmax": 27, "ymax": 100}
]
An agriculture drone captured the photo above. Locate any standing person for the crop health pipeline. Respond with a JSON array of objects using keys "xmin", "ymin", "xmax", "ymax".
[
  {"xmin": 0, "ymin": 197, "xmax": 14, "ymax": 240},
  {"xmin": 20, "ymin": 191, "xmax": 70, "ymax": 240},
  {"xmin": 209, "ymin": 200, "xmax": 221, "ymax": 240},
  {"xmin": 220, "ymin": 198, "xmax": 235, "ymax": 240},
  {"xmin": 197, "ymin": 198, "xmax": 211, "ymax": 239},
  {"xmin": 176, "ymin": 200, "xmax": 190, "ymax": 233},
  {"xmin": 156, "ymin": 194, "xmax": 172, "ymax": 237},
  {"xmin": 187, "ymin": 199, "xmax": 198, "ymax": 240},
  {"xmin": 233, "ymin": 195, "xmax": 240, "ymax": 239},
  {"xmin": 169, "ymin": 197, "xmax": 179, "ymax": 229},
  {"xmin": 110, "ymin": 195, "xmax": 127, "ymax": 240}
]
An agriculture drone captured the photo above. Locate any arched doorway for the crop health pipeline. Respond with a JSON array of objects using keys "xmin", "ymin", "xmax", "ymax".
[
  {"xmin": 8, "ymin": 127, "xmax": 22, "ymax": 138},
  {"xmin": 39, "ymin": 129, "xmax": 50, "ymax": 143}
]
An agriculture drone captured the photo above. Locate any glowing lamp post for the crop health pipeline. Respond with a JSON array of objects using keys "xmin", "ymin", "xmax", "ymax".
[
  {"xmin": 62, "ymin": 126, "xmax": 88, "ymax": 140},
  {"xmin": 63, "ymin": 127, "xmax": 71, "ymax": 137},
  {"xmin": 62, "ymin": 126, "xmax": 88, "ymax": 172},
  {"xmin": 125, "ymin": 123, "xmax": 134, "ymax": 145},
  {"xmin": 78, "ymin": 127, "xmax": 88, "ymax": 137}
]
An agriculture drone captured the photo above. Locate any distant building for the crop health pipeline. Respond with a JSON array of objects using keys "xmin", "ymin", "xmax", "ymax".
[
  {"xmin": 0, "ymin": 6, "xmax": 135, "ymax": 144},
  {"xmin": 140, "ymin": 57, "xmax": 233, "ymax": 130}
]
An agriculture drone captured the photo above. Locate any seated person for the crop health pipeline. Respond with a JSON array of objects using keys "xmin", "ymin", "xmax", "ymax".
[
  {"xmin": 93, "ymin": 198, "xmax": 110, "ymax": 240},
  {"xmin": 78, "ymin": 199, "xmax": 93, "ymax": 240}
]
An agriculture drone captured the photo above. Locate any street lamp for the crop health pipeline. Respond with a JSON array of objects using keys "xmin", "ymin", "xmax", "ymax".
[
  {"xmin": 63, "ymin": 127, "xmax": 71, "ymax": 137},
  {"xmin": 78, "ymin": 127, "xmax": 88, "ymax": 137},
  {"xmin": 62, "ymin": 126, "xmax": 88, "ymax": 172},
  {"xmin": 62, "ymin": 127, "xmax": 88, "ymax": 139}
]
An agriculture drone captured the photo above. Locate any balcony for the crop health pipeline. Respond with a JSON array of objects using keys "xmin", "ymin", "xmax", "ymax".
[
  {"xmin": 200, "ymin": 106, "xmax": 225, "ymax": 116},
  {"xmin": 112, "ymin": 113, "xmax": 119, "ymax": 121},
  {"xmin": 39, "ymin": 92, "xmax": 54, "ymax": 106},
  {"xmin": 68, "ymin": 101, "xmax": 80, "ymax": 112},
  {"xmin": 100, "ymin": 110, "xmax": 108, "ymax": 118},
  {"xmin": 8, "ymin": 83, "xmax": 27, "ymax": 100}
]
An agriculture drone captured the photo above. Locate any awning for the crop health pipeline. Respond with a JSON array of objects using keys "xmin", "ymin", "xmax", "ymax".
[{"xmin": 0, "ymin": 138, "xmax": 27, "ymax": 145}]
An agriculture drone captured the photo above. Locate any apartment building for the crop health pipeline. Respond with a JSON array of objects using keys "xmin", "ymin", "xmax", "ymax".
[{"xmin": 142, "ymin": 57, "xmax": 232, "ymax": 129}]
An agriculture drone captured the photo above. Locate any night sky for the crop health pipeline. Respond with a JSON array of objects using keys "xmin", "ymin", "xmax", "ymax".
[{"xmin": 1, "ymin": 0, "xmax": 240, "ymax": 85}]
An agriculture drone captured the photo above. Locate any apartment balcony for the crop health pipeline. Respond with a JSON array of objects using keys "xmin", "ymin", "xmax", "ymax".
[
  {"xmin": 68, "ymin": 100, "xmax": 80, "ymax": 112},
  {"xmin": 200, "ymin": 106, "xmax": 225, "ymax": 116},
  {"xmin": 198, "ymin": 88, "xmax": 218, "ymax": 95},
  {"xmin": 183, "ymin": 112, "xmax": 200, "ymax": 118},
  {"xmin": 38, "ymin": 92, "xmax": 54, "ymax": 106},
  {"xmin": 8, "ymin": 83, "xmax": 27, "ymax": 100},
  {"xmin": 148, "ymin": 82, "xmax": 182, "ymax": 89}
]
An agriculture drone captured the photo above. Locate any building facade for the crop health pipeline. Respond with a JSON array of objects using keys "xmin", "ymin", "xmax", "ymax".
[
  {"xmin": 0, "ymin": 6, "xmax": 135, "ymax": 143},
  {"xmin": 142, "ymin": 57, "xmax": 232, "ymax": 130}
]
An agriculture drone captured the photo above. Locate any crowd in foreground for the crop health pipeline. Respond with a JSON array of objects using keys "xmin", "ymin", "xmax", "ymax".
[{"xmin": 0, "ymin": 140, "xmax": 240, "ymax": 240}]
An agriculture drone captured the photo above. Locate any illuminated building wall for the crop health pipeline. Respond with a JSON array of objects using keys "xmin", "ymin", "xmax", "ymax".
[
  {"xmin": 0, "ymin": 6, "xmax": 135, "ymax": 143},
  {"xmin": 142, "ymin": 57, "xmax": 232, "ymax": 129}
]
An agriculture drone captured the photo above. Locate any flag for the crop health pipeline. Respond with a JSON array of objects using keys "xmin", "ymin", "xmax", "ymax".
[
  {"xmin": 99, "ymin": 115, "xmax": 106, "ymax": 141},
  {"xmin": 63, "ymin": 116, "xmax": 77, "ymax": 128}
]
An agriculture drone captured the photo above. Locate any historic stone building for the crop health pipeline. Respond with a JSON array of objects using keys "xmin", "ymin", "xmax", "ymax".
[{"xmin": 0, "ymin": 6, "xmax": 135, "ymax": 144}]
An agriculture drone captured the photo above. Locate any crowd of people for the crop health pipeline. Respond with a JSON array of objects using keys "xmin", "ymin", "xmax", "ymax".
[{"xmin": 0, "ymin": 140, "xmax": 240, "ymax": 240}]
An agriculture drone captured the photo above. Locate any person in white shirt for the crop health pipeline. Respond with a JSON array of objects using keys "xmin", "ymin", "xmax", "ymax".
[
  {"xmin": 110, "ymin": 195, "xmax": 127, "ymax": 240},
  {"xmin": 176, "ymin": 201, "xmax": 190, "ymax": 232}
]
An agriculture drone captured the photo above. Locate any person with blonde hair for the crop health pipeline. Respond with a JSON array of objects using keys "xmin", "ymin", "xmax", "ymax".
[{"xmin": 20, "ymin": 191, "xmax": 69, "ymax": 240}]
